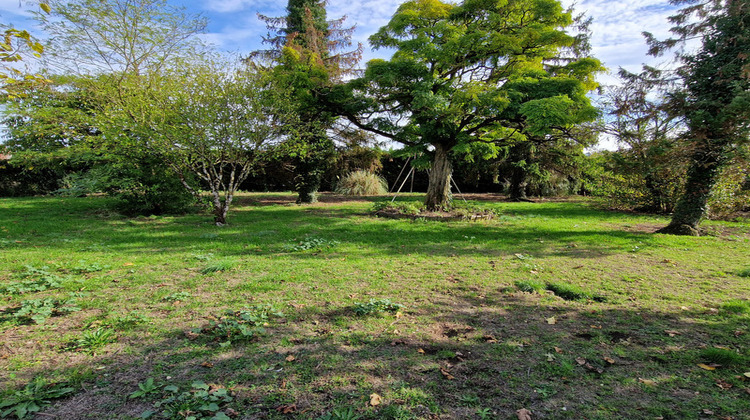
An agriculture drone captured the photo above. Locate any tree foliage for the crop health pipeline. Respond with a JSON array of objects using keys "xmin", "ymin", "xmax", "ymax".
[
  {"xmin": 649, "ymin": 0, "xmax": 750, "ymax": 235},
  {"xmin": 1, "ymin": 3, "xmax": 51, "ymax": 97},
  {"xmin": 339, "ymin": 0, "xmax": 602, "ymax": 210},
  {"xmin": 35, "ymin": 0, "xmax": 206, "ymax": 76},
  {"xmin": 253, "ymin": 0, "xmax": 361, "ymax": 203},
  {"xmin": 602, "ymin": 68, "xmax": 688, "ymax": 212},
  {"xmin": 105, "ymin": 59, "xmax": 289, "ymax": 224}
]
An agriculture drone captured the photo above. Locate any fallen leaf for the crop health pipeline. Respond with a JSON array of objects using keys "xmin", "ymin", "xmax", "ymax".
[
  {"xmin": 184, "ymin": 331, "xmax": 199, "ymax": 340},
  {"xmin": 554, "ymin": 347, "xmax": 564, "ymax": 354},
  {"xmin": 698, "ymin": 363, "xmax": 716, "ymax": 371},
  {"xmin": 396, "ymin": 311, "xmax": 403, "ymax": 318},
  {"xmin": 584, "ymin": 363, "xmax": 604, "ymax": 374},
  {"xmin": 638, "ymin": 378, "xmax": 656, "ymax": 386},
  {"xmin": 200, "ymin": 362, "xmax": 214, "ymax": 368},
  {"xmin": 546, "ymin": 317, "xmax": 557, "ymax": 325},
  {"xmin": 590, "ymin": 325, "xmax": 602, "ymax": 329},
  {"xmin": 715, "ymin": 379, "xmax": 733, "ymax": 390},
  {"xmin": 744, "ymin": 372, "xmax": 750, "ymax": 378},
  {"xmin": 285, "ymin": 355, "xmax": 296, "ymax": 362},
  {"xmin": 664, "ymin": 330, "xmax": 681, "ymax": 337},
  {"xmin": 123, "ymin": 262, "xmax": 134, "ymax": 266},
  {"xmin": 516, "ymin": 408, "xmax": 532, "ymax": 420},
  {"xmin": 603, "ymin": 357, "xmax": 615, "ymax": 364},
  {"xmin": 545, "ymin": 353, "xmax": 555, "ymax": 362},
  {"xmin": 735, "ymin": 330, "xmax": 745, "ymax": 337},
  {"xmin": 417, "ymin": 348, "xmax": 425, "ymax": 354},
  {"xmin": 575, "ymin": 357, "xmax": 586, "ymax": 365},
  {"xmin": 483, "ymin": 335, "xmax": 498, "ymax": 343},
  {"xmin": 702, "ymin": 409, "xmax": 715, "ymax": 415},
  {"xmin": 369, "ymin": 393, "xmax": 382, "ymax": 406},
  {"xmin": 276, "ymin": 405, "xmax": 296, "ymax": 414},
  {"xmin": 225, "ymin": 408, "xmax": 239, "ymax": 417},
  {"xmin": 440, "ymin": 367, "xmax": 455, "ymax": 380}
]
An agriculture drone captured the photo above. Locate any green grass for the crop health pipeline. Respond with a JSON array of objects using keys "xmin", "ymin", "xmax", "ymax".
[{"xmin": 0, "ymin": 193, "xmax": 749, "ymax": 419}]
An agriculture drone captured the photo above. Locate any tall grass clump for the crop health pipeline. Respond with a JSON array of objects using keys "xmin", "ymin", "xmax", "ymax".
[{"xmin": 334, "ymin": 170, "xmax": 388, "ymax": 196}]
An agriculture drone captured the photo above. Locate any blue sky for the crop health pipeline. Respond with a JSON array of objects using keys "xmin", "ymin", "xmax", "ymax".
[{"xmin": 1, "ymin": 0, "xmax": 680, "ymax": 84}]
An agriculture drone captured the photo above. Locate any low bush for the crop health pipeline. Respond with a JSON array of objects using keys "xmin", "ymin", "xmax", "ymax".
[{"xmin": 335, "ymin": 170, "xmax": 388, "ymax": 196}]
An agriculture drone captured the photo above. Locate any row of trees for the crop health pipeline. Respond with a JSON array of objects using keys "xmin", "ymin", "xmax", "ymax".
[{"xmin": 1, "ymin": 0, "xmax": 748, "ymax": 233}]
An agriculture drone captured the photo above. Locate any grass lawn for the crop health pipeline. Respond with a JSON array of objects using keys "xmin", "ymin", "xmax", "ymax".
[{"xmin": 1, "ymin": 193, "xmax": 748, "ymax": 419}]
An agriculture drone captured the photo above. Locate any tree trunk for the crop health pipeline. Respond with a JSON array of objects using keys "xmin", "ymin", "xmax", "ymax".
[
  {"xmin": 295, "ymin": 166, "xmax": 322, "ymax": 204},
  {"xmin": 508, "ymin": 165, "xmax": 528, "ymax": 201},
  {"xmin": 656, "ymin": 145, "xmax": 723, "ymax": 236},
  {"xmin": 210, "ymin": 189, "xmax": 231, "ymax": 226},
  {"xmin": 294, "ymin": 132, "xmax": 333, "ymax": 204},
  {"xmin": 508, "ymin": 143, "xmax": 532, "ymax": 202},
  {"xmin": 424, "ymin": 143, "xmax": 453, "ymax": 211}
]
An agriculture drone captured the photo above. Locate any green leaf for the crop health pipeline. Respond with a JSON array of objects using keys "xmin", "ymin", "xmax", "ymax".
[
  {"xmin": 40, "ymin": 3, "xmax": 51, "ymax": 13},
  {"xmin": 191, "ymin": 380, "xmax": 209, "ymax": 390}
]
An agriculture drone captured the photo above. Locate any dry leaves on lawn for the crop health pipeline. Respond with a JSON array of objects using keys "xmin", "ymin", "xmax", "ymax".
[{"xmin": 516, "ymin": 408, "xmax": 532, "ymax": 420}]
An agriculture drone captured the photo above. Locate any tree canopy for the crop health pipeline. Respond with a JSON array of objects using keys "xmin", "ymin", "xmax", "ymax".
[
  {"xmin": 338, "ymin": 0, "xmax": 603, "ymax": 209},
  {"xmin": 650, "ymin": 0, "xmax": 750, "ymax": 235}
]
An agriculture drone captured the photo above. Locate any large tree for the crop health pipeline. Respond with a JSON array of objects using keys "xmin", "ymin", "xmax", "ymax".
[
  {"xmin": 106, "ymin": 59, "xmax": 289, "ymax": 225},
  {"xmin": 254, "ymin": 0, "xmax": 361, "ymax": 203},
  {"xmin": 338, "ymin": 0, "xmax": 602, "ymax": 210},
  {"xmin": 649, "ymin": 0, "xmax": 750, "ymax": 235},
  {"xmin": 18, "ymin": 0, "xmax": 210, "ymax": 214},
  {"xmin": 602, "ymin": 68, "xmax": 687, "ymax": 213}
]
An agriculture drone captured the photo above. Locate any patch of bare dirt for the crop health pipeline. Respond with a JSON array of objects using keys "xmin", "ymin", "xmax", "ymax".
[
  {"xmin": 614, "ymin": 222, "xmax": 749, "ymax": 238},
  {"xmin": 373, "ymin": 208, "xmax": 495, "ymax": 222}
]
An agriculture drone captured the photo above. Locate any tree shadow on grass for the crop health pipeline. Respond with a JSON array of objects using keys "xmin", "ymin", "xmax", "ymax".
[
  {"xmin": 8, "ymin": 288, "xmax": 748, "ymax": 420},
  {"xmin": 3, "ymin": 194, "xmax": 732, "ymax": 269}
]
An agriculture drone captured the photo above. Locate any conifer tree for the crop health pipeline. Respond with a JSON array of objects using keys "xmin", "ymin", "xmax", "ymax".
[{"xmin": 254, "ymin": 0, "xmax": 361, "ymax": 203}]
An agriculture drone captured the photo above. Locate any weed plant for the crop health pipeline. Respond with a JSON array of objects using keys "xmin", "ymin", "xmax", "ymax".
[
  {"xmin": 191, "ymin": 305, "xmax": 283, "ymax": 346},
  {"xmin": 0, "ymin": 378, "xmax": 74, "ymax": 419},
  {"xmin": 353, "ymin": 299, "xmax": 404, "ymax": 316},
  {"xmin": 10, "ymin": 297, "xmax": 80, "ymax": 324}
]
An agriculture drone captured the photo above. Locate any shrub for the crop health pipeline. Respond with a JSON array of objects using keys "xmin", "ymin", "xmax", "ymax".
[
  {"xmin": 94, "ymin": 157, "xmax": 197, "ymax": 216},
  {"xmin": 707, "ymin": 159, "xmax": 750, "ymax": 218},
  {"xmin": 335, "ymin": 170, "xmax": 388, "ymax": 196}
]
